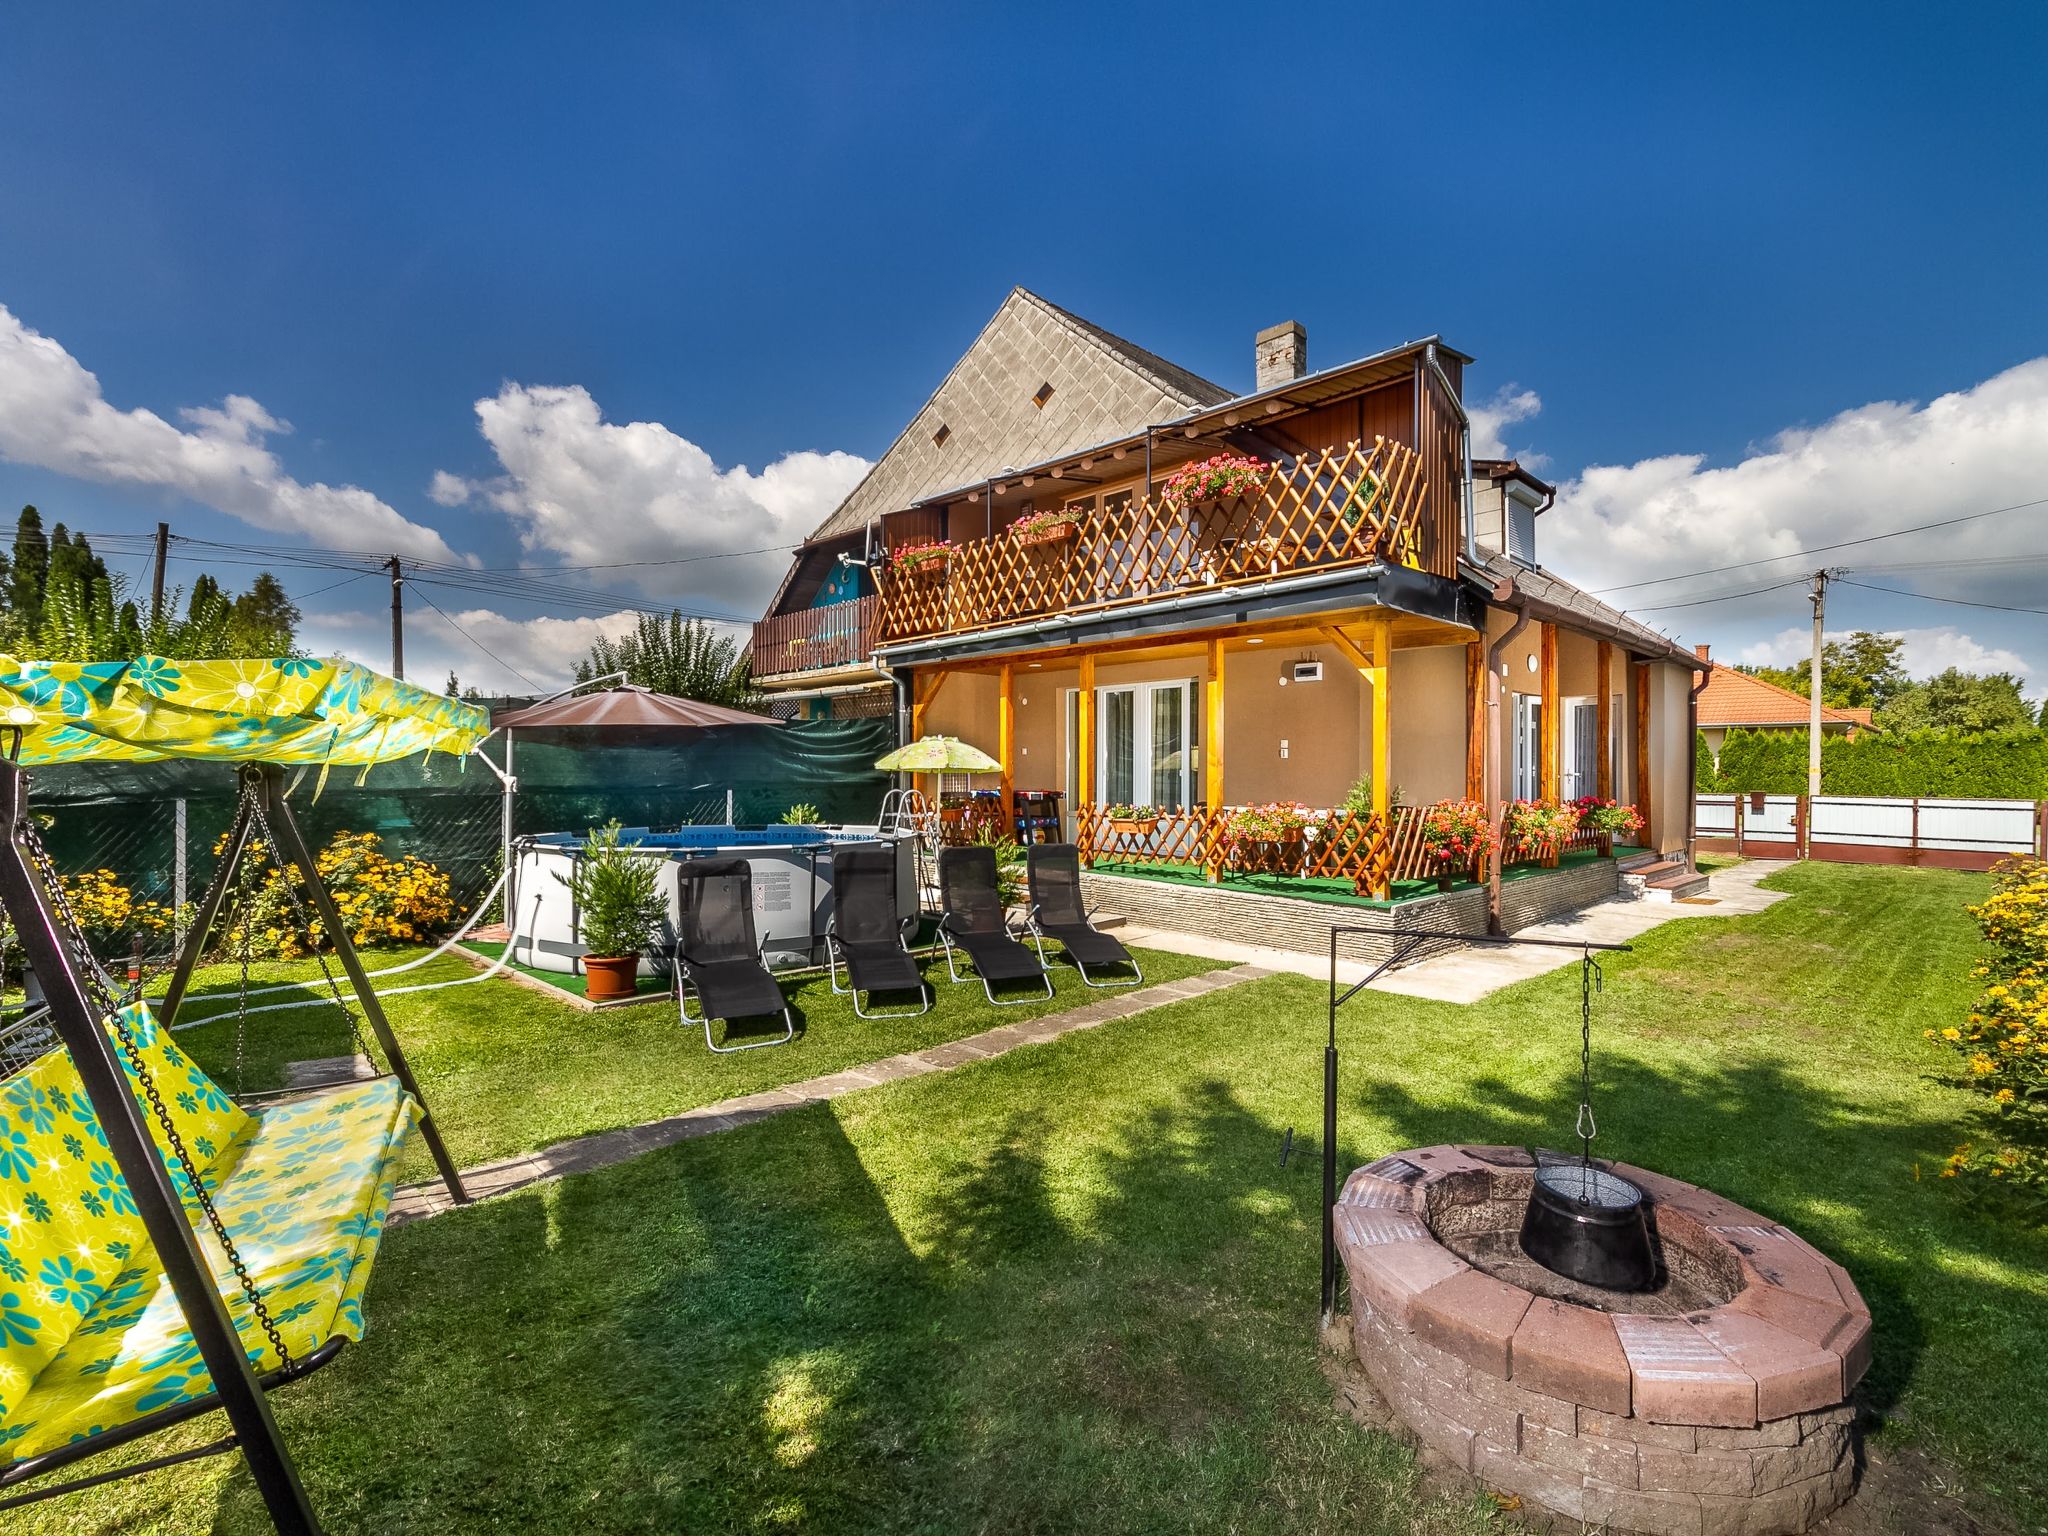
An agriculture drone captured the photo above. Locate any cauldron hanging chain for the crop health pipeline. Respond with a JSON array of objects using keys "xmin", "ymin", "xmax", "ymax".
[{"xmin": 1576, "ymin": 945, "xmax": 1601, "ymax": 1166}]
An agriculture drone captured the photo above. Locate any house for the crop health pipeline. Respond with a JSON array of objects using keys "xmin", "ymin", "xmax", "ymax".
[
  {"xmin": 1694, "ymin": 647, "xmax": 1872, "ymax": 764},
  {"xmin": 750, "ymin": 288, "xmax": 1705, "ymax": 929}
]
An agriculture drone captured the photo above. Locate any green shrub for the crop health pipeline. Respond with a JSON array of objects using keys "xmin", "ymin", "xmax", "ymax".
[
  {"xmin": 1702, "ymin": 727, "xmax": 2048, "ymax": 797},
  {"xmin": 556, "ymin": 822, "xmax": 666, "ymax": 959}
]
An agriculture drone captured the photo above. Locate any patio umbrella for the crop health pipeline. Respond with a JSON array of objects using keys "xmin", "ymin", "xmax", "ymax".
[{"xmin": 874, "ymin": 734, "xmax": 1001, "ymax": 773}]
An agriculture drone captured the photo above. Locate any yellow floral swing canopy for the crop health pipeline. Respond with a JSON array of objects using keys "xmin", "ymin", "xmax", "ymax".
[{"xmin": 0, "ymin": 655, "xmax": 490, "ymax": 766}]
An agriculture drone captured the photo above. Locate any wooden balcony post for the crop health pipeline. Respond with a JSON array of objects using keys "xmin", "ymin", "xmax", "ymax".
[
  {"xmin": 1595, "ymin": 640, "xmax": 1613, "ymax": 801},
  {"xmin": 1465, "ymin": 641, "xmax": 1486, "ymax": 801},
  {"xmin": 1077, "ymin": 653, "xmax": 1095, "ymax": 863},
  {"xmin": 1538, "ymin": 623, "xmax": 1561, "ymax": 803},
  {"xmin": 997, "ymin": 662, "xmax": 1015, "ymax": 831},
  {"xmin": 1368, "ymin": 614, "xmax": 1393, "ymax": 898},
  {"xmin": 1205, "ymin": 638, "xmax": 1225, "ymax": 882}
]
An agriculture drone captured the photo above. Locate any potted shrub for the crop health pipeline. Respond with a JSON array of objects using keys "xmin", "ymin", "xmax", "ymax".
[
  {"xmin": 1504, "ymin": 800, "xmax": 1580, "ymax": 868},
  {"xmin": 1010, "ymin": 506, "xmax": 1085, "ymax": 549},
  {"xmin": 892, "ymin": 538, "xmax": 954, "ymax": 577},
  {"xmin": 1104, "ymin": 803, "xmax": 1159, "ymax": 836},
  {"xmin": 557, "ymin": 821, "xmax": 667, "ymax": 1002},
  {"xmin": 1419, "ymin": 800, "xmax": 1498, "ymax": 891},
  {"xmin": 1570, "ymin": 796, "xmax": 1645, "ymax": 856}
]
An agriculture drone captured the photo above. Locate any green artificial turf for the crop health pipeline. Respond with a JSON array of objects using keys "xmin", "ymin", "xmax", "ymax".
[{"xmin": 22, "ymin": 862, "xmax": 2046, "ymax": 1533}]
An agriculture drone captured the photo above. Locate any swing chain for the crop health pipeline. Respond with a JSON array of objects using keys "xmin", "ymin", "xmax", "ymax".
[
  {"xmin": 14, "ymin": 811, "xmax": 293, "ymax": 1371},
  {"xmin": 1576, "ymin": 946, "xmax": 1601, "ymax": 1163}
]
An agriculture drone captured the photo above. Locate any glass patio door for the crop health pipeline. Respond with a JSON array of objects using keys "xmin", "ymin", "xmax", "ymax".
[
  {"xmin": 1562, "ymin": 698, "xmax": 1597, "ymax": 801},
  {"xmin": 1513, "ymin": 693, "xmax": 1542, "ymax": 801},
  {"xmin": 1075, "ymin": 680, "xmax": 1193, "ymax": 811}
]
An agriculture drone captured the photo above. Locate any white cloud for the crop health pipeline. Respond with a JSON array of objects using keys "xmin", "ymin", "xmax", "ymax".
[
  {"xmin": 1736, "ymin": 624, "xmax": 2039, "ymax": 691},
  {"xmin": 1544, "ymin": 358, "xmax": 2048, "ymax": 602},
  {"xmin": 427, "ymin": 469, "xmax": 473, "ymax": 508},
  {"xmin": 434, "ymin": 382, "xmax": 870, "ymax": 609},
  {"xmin": 300, "ymin": 602, "xmax": 650, "ymax": 695},
  {"xmin": 1468, "ymin": 384, "xmax": 1545, "ymax": 462},
  {"xmin": 0, "ymin": 303, "xmax": 462, "ymax": 562}
]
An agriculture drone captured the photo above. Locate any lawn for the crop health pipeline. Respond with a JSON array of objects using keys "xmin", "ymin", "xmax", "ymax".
[
  {"xmin": 154, "ymin": 940, "xmax": 1219, "ymax": 1180},
  {"xmin": 19, "ymin": 862, "xmax": 2047, "ymax": 1533}
]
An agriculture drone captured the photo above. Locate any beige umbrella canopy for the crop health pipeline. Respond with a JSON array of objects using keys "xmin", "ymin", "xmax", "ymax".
[
  {"xmin": 491, "ymin": 684, "xmax": 779, "ymax": 730},
  {"xmin": 874, "ymin": 735, "xmax": 1001, "ymax": 772}
]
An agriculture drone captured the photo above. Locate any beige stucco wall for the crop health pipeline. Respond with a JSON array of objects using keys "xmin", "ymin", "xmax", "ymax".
[
  {"xmin": 1649, "ymin": 660, "xmax": 1695, "ymax": 854},
  {"xmin": 1390, "ymin": 644, "xmax": 1470, "ymax": 805}
]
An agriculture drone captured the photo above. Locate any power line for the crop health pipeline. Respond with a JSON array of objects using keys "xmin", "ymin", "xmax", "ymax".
[
  {"xmin": 1591, "ymin": 492, "xmax": 2048, "ymax": 597},
  {"xmin": 405, "ymin": 583, "xmax": 544, "ymax": 691},
  {"xmin": 1626, "ymin": 577, "xmax": 1814, "ymax": 613},
  {"xmin": 1832, "ymin": 578, "xmax": 2048, "ymax": 619}
]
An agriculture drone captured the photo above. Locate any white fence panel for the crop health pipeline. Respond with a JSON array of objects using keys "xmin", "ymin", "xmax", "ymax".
[
  {"xmin": 1912, "ymin": 798, "xmax": 2040, "ymax": 854},
  {"xmin": 1805, "ymin": 797, "xmax": 1914, "ymax": 847},
  {"xmin": 1695, "ymin": 794, "xmax": 1737, "ymax": 838},
  {"xmin": 1743, "ymin": 794, "xmax": 1800, "ymax": 846}
]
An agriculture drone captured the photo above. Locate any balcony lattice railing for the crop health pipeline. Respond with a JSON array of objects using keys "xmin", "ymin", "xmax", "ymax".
[
  {"xmin": 1075, "ymin": 802, "xmax": 1447, "ymax": 898},
  {"xmin": 876, "ymin": 436, "xmax": 1431, "ymax": 646},
  {"xmin": 751, "ymin": 594, "xmax": 876, "ymax": 681}
]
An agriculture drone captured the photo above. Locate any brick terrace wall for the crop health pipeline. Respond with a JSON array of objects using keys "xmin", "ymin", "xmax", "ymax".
[
  {"xmin": 1497, "ymin": 858, "xmax": 1622, "ymax": 933},
  {"xmin": 1082, "ymin": 861, "xmax": 1625, "ymax": 964}
]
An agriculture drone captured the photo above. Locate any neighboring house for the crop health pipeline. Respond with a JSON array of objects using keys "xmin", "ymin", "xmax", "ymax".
[
  {"xmin": 1694, "ymin": 648, "xmax": 1871, "ymax": 764},
  {"xmin": 750, "ymin": 287, "xmax": 1706, "ymax": 892}
]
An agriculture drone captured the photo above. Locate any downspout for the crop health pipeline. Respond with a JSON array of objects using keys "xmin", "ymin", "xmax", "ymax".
[
  {"xmin": 1483, "ymin": 594, "xmax": 1532, "ymax": 936},
  {"xmin": 1423, "ymin": 343, "xmax": 1478, "ymax": 565}
]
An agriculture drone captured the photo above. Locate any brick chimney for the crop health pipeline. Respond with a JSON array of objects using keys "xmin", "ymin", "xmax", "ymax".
[
  {"xmin": 1255, "ymin": 321, "xmax": 1307, "ymax": 390},
  {"xmin": 1695, "ymin": 643, "xmax": 1711, "ymax": 662}
]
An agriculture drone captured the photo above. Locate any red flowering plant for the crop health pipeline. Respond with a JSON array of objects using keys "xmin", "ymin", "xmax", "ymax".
[
  {"xmin": 1159, "ymin": 453, "xmax": 1269, "ymax": 511},
  {"xmin": 1010, "ymin": 505, "xmax": 1085, "ymax": 540},
  {"xmin": 891, "ymin": 538, "xmax": 954, "ymax": 573},
  {"xmin": 1504, "ymin": 799, "xmax": 1580, "ymax": 853},
  {"xmin": 1570, "ymin": 796, "xmax": 1645, "ymax": 839},
  {"xmin": 1223, "ymin": 800, "xmax": 1313, "ymax": 844},
  {"xmin": 1418, "ymin": 800, "xmax": 1497, "ymax": 874}
]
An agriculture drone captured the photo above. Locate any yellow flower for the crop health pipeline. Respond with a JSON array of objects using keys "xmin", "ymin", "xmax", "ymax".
[{"xmin": 1941, "ymin": 1027, "xmax": 1962, "ymax": 1042}]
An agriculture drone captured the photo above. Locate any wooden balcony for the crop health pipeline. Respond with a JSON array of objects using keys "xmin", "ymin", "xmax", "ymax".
[
  {"xmin": 875, "ymin": 437, "xmax": 1439, "ymax": 647},
  {"xmin": 750, "ymin": 594, "xmax": 876, "ymax": 682}
]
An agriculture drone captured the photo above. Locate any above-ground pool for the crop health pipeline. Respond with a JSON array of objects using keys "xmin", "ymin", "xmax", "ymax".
[{"xmin": 509, "ymin": 825, "xmax": 918, "ymax": 976}]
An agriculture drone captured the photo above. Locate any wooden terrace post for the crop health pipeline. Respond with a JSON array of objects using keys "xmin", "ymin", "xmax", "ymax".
[
  {"xmin": 997, "ymin": 661, "xmax": 1015, "ymax": 832},
  {"xmin": 1205, "ymin": 637, "xmax": 1225, "ymax": 882},
  {"xmin": 1634, "ymin": 660, "xmax": 1653, "ymax": 848},
  {"xmin": 1465, "ymin": 641, "xmax": 1486, "ymax": 802},
  {"xmin": 1368, "ymin": 613, "xmax": 1393, "ymax": 899},
  {"xmin": 1077, "ymin": 653, "xmax": 1095, "ymax": 864},
  {"xmin": 1595, "ymin": 640, "xmax": 1613, "ymax": 801},
  {"xmin": 1538, "ymin": 622, "xmax": 1560, "ymax": 803}
]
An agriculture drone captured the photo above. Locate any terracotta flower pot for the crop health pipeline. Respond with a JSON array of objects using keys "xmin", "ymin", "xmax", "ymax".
[
  {"xmin": 1013, "ymin": 521, "xmax": 1079, "ymax": 549},
  {"xmin": 1435, "ymin": 869, "xmax": 1457, "ymax": 893},
  {"xmin": 583, "ymin": 954, "xmax": 641, "ymax": 1002}
]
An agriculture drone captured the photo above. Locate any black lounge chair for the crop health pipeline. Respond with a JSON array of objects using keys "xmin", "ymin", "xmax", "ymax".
[
  {"xmin": 1024, "ymin": 843, "xmax": 1143, "ymax": 988},
  {"xmin": 672, "ymin": 857, "xmax": 795, "ymax": 1053},
  {"xmin": 826, "ymin": 843, "xmax": 929, "ymax": 1019},
  {"xmin": 936, "ymin": 845, "xmax": 1052, "ymax": 1006}
]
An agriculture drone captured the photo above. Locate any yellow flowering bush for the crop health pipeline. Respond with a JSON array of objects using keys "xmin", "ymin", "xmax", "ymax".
[
  {"xmin": 221, "ymin": 829, "xmax": 455, "ymax": 959},
  {"xmin": 58, "ymin": 868, "xmax": 178, "ymax": 945},
  {"xmin": 1928, "ymin": 855, "xmax": 2048, "ymax": 1209}
]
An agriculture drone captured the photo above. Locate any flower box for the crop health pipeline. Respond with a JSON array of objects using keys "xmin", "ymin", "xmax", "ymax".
[
  {"xmin": 893, "ymin": 538, "xmax": 954, "ymax": 576},
  {"xmin": 1012, "ymin": 521, "xmax": 1079, "ymax": 550}
]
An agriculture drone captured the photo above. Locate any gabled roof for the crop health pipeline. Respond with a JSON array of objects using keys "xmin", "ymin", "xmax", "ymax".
[
  {"xmin": 1462, "ymin": 548, "xmax": 1699, "ymax": 664},
  {"xmin": 806, "ymin": 287, "xmax": 1231, "ymax": 543},
  {"xmin": 1697, "ymin": 663, "xmax": 1866, "ymax": 728}
]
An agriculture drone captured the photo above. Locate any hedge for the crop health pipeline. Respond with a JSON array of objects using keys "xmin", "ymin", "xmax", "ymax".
[{"xmin": 1701, "ymin": 728, "xmax": 2048, "ymax": 798}]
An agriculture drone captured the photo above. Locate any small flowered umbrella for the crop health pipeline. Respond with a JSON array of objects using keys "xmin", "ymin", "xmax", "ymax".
[{"xmin": 873, "ymin": 735, "xmax": 1002, "ymax": 773}]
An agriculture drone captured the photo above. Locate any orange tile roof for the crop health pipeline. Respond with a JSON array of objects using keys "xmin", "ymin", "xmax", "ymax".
[{"xmin": 1697, "ymin": 663, "xmax": 1865, "ymax": 728}]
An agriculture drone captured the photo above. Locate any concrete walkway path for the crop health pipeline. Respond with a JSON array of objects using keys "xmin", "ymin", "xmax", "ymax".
[
  {"xmin": 386, "ymin": 962, "xmax": 1268, "ymax": 1225},
  {"xmin": 1116, "ymin": 860, "xmax": 1792, "ymax": 1005}
]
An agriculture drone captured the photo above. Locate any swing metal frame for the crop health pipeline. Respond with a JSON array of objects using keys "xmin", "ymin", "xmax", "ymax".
[{"xmin": 0, "ymin": 757, "xmax": 468, "ymax": 1532}]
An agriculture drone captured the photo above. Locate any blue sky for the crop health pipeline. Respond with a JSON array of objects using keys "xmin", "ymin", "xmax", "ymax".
[{"xmin": 2, "ymin": 3, "xmax": 2044, "ymax": 692}]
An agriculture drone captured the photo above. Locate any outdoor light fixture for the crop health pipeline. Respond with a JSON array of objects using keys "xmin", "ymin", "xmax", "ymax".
[{"xmin": 1527, "ymin": 654, "xmax": 1539, "ymax": 673}]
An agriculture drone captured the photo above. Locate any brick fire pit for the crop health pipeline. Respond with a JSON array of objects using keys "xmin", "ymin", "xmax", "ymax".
[{"xmin": 1333, "ymin": 1145, "xmax": 1872, "ymax": 1535}]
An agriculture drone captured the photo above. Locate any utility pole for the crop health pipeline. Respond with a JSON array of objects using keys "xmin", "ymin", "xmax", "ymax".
[
  {"xmin": 387, "ymin": 555, "xmax": 405, "ymax": 680},
  {"xmin": 149, "ymin": 522, "xmax": 169, "ymax": 628},
  {"xmin": 1807, "ymin": 568, "xmax": 1828, "ymax": 795}
]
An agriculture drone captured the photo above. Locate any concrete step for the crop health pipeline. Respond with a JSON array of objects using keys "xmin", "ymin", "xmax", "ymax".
[{"xmin": 1621, "ymin": 858, "xmax": 1708, "ymax": 903}]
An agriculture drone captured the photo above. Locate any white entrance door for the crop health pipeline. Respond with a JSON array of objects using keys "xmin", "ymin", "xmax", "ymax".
[
  {"xmin": 1512, "ymin": 693, "xmax": 1542, "ymax": 800},
  {"xmin": 1562, "ymin": 697, "xmax": 1598, "ymax": 801},
  {"xmin": 1098, "ymin": 680, "xmax": 1193, "ymax": 809}
]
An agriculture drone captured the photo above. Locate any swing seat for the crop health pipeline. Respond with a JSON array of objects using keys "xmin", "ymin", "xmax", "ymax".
[{"xmin": 0, "ymin": 1003, "xmax": 415, "ymax": 1470}]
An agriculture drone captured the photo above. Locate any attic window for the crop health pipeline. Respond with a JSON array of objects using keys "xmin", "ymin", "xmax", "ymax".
[
  {"xmin": 1033, "ymin": 382, "xmax": 1055, "ymax": 409},
  {"xmin": 931, "ymin": 423, "xmax": 951, "ymax": 448}
]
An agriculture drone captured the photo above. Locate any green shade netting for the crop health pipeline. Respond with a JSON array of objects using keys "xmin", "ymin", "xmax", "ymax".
[{"xmin": 0, "ymin": 655, "xmax": 489, "ymax": 765}]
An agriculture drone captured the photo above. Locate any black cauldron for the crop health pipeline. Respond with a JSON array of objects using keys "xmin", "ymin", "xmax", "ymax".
[{"xmin": 1519, "ymin": 1162, "xmax": 1657, "ymax": 1291}]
